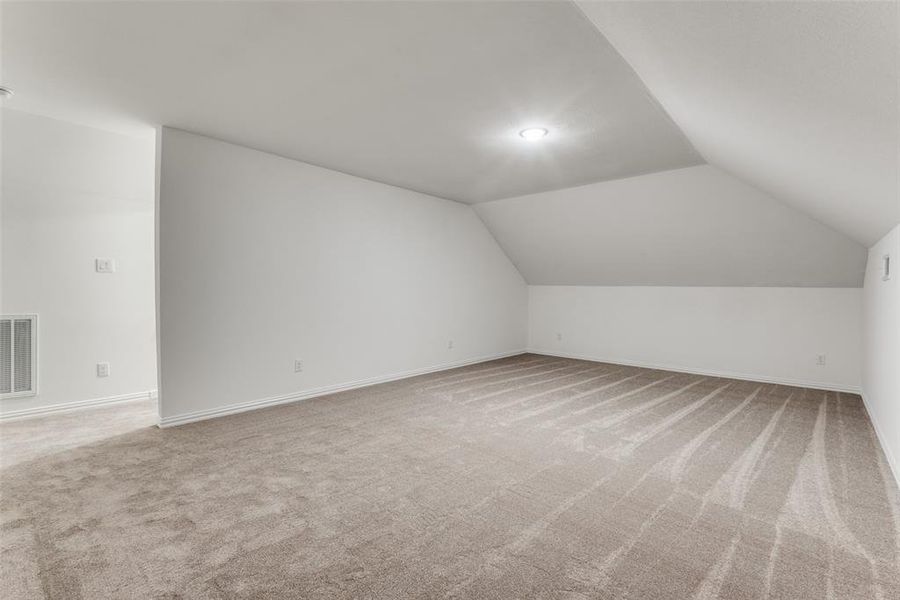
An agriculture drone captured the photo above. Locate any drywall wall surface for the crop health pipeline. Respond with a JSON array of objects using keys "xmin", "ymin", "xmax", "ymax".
[
  {"xmin": 529, "ymin": 285, "xmax": 861, "ymax": 391},
  {"xmin": 0, "ymin": 109, "xmax": 158, "ymax": 417},
  {"xmin": 157, "ymin": 128, "xmax": 526, "ymax": 421},
  {"xmin": 476, "ymin": 165, "xmax": 866, "ymax": 287},
  {"xmin": 862, "ymin": 224, "xmax": 900, "ymax": 483}
]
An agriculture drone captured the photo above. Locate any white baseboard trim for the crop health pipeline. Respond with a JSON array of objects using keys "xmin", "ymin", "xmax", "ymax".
[
  {"xmin": 0, "ymin": 390, "xmax": 158, "ymax": 422},
  {"xmin": 526, "ymin": 349, "xmax": 861, "ymax": 394},
  {"xmin": 860, "ymin": 390, "xmax": 900, "ymax": 489},
  {"xmin": 158, "ymin": 349, "xmax": 528, "ymax": 428}
]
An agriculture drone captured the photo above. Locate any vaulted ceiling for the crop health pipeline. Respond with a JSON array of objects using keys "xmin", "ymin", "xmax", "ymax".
[
  {"xmin": 0, "ymin": 0, "xmax": 701, "ymax": 202},
  {"xmin": 576, "ymin": 0, "xmax": 899, "ymax": 246},
  {"xmin": 475, "ymin": 165, "xmax": 867, "ymax": 287},
  {"xmin": 2, "ymin": 1, "xmax": 896, "ymax": 286}
]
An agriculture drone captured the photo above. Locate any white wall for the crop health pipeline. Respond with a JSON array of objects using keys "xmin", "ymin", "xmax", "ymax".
[
  {"xmin": 529, "ymin": 286, "xmax": 862, "ymax": 392},
  {"xmin": 862, "ymin": 224, "xmax": 900, "ymax": 483},
  {"xmin": 0, "ymin": 109, "xmax": 157, "ymax": 417},
  {"xmin": 157, "ymin": 128, "xmax": 526, "ymax": 425}
]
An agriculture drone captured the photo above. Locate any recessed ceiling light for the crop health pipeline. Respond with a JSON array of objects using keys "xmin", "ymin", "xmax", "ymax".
[
  {"xmin": 0, "ymin": 86, "xmax": 13, "ymax": 99},
  {"xmin": 519, "ymin": 127, "xmax": 549, "ymax": 141}
]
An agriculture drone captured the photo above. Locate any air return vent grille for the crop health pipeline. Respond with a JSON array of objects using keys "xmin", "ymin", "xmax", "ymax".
[{"xmin": 1, "ymin": 315, "xmax": 37, "ymax": 398}]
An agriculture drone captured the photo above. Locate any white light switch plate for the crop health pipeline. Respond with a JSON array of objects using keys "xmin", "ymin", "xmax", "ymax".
[
  {"xmin": 97, "ymin": 362, "xmax": 110, "ymax": 377},
  {"xmin": 95, "ymin": 258, "xmax": 116, "ymax": 273}
]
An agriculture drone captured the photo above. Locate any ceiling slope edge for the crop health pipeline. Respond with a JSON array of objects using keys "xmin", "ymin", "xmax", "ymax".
[
  {"xmin": 575, "ymin": 0, "xmax": 900, "ymax": 247},
  {"xmin": 473, "ymin": 164, "xmax": 867, "ymax": 288}
]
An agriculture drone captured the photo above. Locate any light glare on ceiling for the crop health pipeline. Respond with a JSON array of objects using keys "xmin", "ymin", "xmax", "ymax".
[{"xmin": 519, "ymin": 127, "xmax": 549, "ymax": 141}]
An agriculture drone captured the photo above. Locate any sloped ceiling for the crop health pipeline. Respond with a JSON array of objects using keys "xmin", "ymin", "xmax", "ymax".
[
  {"xmin": 1, "ymin": 1, "xmax": 890, "ymax": 287},
  {"xmin": 475, "ymin": 165, "xmax": 867, "ymax": 287},
  {"xmin": 576, "ymin": 0, "xmax": 900, "ymax": 246},
  {"xmin": 0, "ymin": 0, "xmax": 701, "ymax": 203}
]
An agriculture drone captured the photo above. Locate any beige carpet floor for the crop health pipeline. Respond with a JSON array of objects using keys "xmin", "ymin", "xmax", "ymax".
[{"xmin": 1, "ymin": 354, "xmax": 898, "ymax": 599}]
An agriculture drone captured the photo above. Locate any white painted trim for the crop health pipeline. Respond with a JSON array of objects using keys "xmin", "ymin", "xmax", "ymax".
[
  {"xmin": 0, "ymin": 390, "xmax": 157, "ymax": 422},
  {"xmin": 154, "ymin": 125, "xmax": 164, "ymax": 428},
  {"xmin": 159, "ymin": 350, "xmax": 527, "ymax": 428},
  {"xmin": 526, "ymin": 349, "xmax": 861, "ymax": 394},
  {"xmin": 860, "ymin": 390, "xmax": 900, "ymax": 489}
]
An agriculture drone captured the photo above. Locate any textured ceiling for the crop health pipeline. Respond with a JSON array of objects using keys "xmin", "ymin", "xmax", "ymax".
[
  {"xmin": 475, "ymin": 165, "xmax": 867, "ymax": 287},
  {"xmin": 577, "ymin": 0, "xmax": 900, "ymax": 246},
  {"xmin": 0, "ymin": 0, "xmax": 701, "ymax": 203}
]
